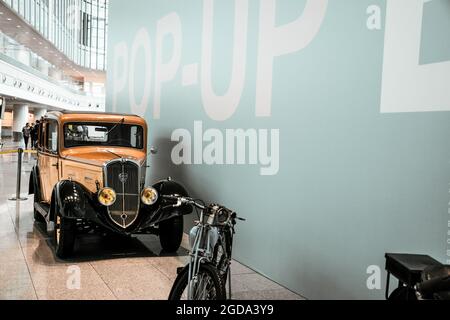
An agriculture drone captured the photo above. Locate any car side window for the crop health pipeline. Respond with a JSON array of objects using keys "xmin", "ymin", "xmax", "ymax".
[
  {"xmin": 45, "ymin": 120, "xmax": 58, "ymax": 154},
  {"xmin": 38, "ymin": 121, "xmax": 46, "ymax": 151},
  {"xmin": 130, "ymin": 125, "xmax": 143, "ymax": 148},
  {"xmin": 130, "ymin": 126, "xmax": 138, "ymax": 148}
]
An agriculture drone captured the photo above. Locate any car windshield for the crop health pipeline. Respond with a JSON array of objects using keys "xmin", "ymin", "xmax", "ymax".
[{"xmin": 64, "ymin": 122, "xmax": 144, "ymax": 149}]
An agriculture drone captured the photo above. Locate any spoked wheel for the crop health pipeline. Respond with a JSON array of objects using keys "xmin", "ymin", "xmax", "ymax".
[
  {"xmin": 213, "ymin": 229, "xmax": 233, "ymax": 283},
  {"xmin": 53, "ymin": 202, "xmax": 76, "ymax": 259},
  {"xmin": 213, "ymin": 243, "xmax": 230, "ymax": 284},
  {"xmin": 168, "ymin": 264, "xmax": 226, "ymax": 300}
]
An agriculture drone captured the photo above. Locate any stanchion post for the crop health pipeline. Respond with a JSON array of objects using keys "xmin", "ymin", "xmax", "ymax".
[{"xmin": 9, "ymin": 148, "xmax": 28, "ymax": 201}]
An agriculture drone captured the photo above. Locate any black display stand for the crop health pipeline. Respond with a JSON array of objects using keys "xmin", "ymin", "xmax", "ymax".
[{"xmin": 384, "ymin": 253, "xmax": 442, "ymax": 300}]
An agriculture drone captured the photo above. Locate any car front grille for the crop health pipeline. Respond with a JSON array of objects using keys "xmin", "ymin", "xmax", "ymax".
[{"xmin": 105, "ymin": 160, "xmax": 140, "ymax": 228}]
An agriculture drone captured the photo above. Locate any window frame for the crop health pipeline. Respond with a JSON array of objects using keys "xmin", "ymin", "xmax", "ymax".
[
  {"xmin": 42, "ymin": 119, "xmax": 59, "ymax": 155},
  {"xmin": 62, "ymin": 122, "xmax": 145, "ymax": 150}
]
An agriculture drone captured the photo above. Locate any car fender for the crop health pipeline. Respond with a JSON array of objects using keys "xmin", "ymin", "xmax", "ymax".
[
  {"xmin": 28, "ymin": 166, "xmax": 40, "ymax": 197},
  {"xmin": 139, "ymin": 179, "xmax": 193, "ymax": 228},
  {"xmin": 153, "ymin": 179, "xmax": 189, "ymax": 199},
  {"xmin": 50, "ymin": 180, "xmax": 96, "ymax": 221},
  {"xmin": 153, "ymin": 179, "xmax": 193, "ymax": 216}
]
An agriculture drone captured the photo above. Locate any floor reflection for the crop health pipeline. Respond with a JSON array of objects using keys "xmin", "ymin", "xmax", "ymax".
[{"xmin": 31, "ymin": 221, "xmax": 189, "ymax": 264}]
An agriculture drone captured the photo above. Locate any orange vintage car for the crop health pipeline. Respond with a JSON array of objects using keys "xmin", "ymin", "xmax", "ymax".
[{"xmin": 29, "ymin": 111, "xmax": 192, "ymax": 258}]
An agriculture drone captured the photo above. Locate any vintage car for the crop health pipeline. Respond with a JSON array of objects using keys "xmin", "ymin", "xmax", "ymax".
[{"xmin": 29, "ymin": 111, "xmax": 192, "ymax": 258}]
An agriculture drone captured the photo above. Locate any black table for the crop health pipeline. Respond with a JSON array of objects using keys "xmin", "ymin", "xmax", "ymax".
[{"xmin": 385, "ymin": 253, "xmax": 442, "ymax": 300}]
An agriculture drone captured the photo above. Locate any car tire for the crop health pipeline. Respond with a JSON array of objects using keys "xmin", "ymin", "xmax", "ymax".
[
  {"xmin": 53, "ymin": 202, "xmax": 76, "ymax": 259},
  {"xmin": 33, "ymin": 193, "xmax": 46, "ymax": 224},
  {"xmin": 159, "ymin": 216, "xmax": 184, "ymax": 252}
]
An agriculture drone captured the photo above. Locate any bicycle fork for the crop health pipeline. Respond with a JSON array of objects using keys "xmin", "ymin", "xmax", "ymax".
[{"xmin": 187, "ymin": 225, "xmax": 206, "ymax": 299}]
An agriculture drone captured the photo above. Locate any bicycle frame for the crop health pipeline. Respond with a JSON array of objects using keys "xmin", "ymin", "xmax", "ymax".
[
  {"xmin": 186, "ymin": 209, "xmax": 233, "ymax": 299},
  {"xmin": 164, "ymin": 195, "xmax": 244, "ymax": 300}
]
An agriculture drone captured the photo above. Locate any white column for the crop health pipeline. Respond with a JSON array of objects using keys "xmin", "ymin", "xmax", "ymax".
[
  {"xmin": 34, "ymin": 108, "xmax": 47, "ymax": 121},
  {"xmin": 0, "ymin": 98, "xmax": 3, "ymax": 140},
  {"xmin": 37, "ymin": 60, "xmax": 50, "ymax": 76},
  {"xmin": 49, "ymin": 69, "xmax": 63, "ymax": 81},
  {"xmin": 12, "ymin": 104, "xmax": 29, "ymax": 142}
]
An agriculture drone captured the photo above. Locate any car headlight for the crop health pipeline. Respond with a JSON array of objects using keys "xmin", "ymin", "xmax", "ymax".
[
  {"xmin": 141, "ymin": 187, "xmax": 159, "ymax": 206},
  {"xmin": 98, "ymin": 188, "xmax": 117, "ymax": 207}
]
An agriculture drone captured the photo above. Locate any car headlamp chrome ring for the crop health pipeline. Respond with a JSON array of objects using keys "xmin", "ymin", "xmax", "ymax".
[
  {"xmin": 98, "ymin": 187, "xmax": 117, "ymax": 207},
  {"xmin": 141, "ymin": 187, "xmax": 159, "ymax": 206}
]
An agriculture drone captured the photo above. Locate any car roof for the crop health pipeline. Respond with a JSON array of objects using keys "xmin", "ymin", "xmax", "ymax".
[
  {"xmin": 43, "ymin": 111, "xmax": 147, "ymax": 127},
  {"xmin": 49, "ymin": 110, "xmax": 140, "ymax": 117}
]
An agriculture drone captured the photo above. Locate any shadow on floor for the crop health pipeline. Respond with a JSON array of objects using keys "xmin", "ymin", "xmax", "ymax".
[{"xmin": 32, "ymin": 221, "xmax": 189, "ymax": 264}]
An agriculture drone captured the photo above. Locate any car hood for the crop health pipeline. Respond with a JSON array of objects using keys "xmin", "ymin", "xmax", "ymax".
[{"xmin": 61, "ymin": 148, "xmax": 146, "ymax": 167}]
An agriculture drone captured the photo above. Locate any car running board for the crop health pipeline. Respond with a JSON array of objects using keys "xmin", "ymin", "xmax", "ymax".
[{"xmin": 34, "ymin": 202, "xmax": 50, "ymax": 220}]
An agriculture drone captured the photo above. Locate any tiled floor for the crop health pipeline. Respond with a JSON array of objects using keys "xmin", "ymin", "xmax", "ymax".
[{"xmin": 0, "ymin": 139, "xmax": 304, "ymax": 300}]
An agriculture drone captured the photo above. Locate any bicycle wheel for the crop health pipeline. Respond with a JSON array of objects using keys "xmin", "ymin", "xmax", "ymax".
[
  {"xmin": 213, "ymin": 242, "xmax": 229, "ymax": 282},
  {"xmin": 213, "ymin": 229, "xmax": 233, "ymax": 283},
  {"xmin": 168, "ymin": 263, "xmax": 226, "ymax": 300}
]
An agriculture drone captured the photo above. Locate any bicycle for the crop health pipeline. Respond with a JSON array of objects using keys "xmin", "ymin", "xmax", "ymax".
[{"xmin": 166, "ymin": 195, "xmax": 245, "ymax": 300}]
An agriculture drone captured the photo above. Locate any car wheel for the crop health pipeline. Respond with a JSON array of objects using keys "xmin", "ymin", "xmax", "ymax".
[
  {"xmin": 159, "ymin": 216, "xmax": 184, "ymax": 252},
  {"xmin": 33, "ymin": 193, "xmax": 46, "ymax": 224},
  {"xmin": 53, "ymin": 202, "xmax": 76, "ymax": 259}
]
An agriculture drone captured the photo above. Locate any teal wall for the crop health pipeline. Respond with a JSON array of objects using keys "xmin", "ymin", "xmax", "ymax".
[{"xmin": 106, "ymin": 0, "xmax": 450, "ymax": 299}]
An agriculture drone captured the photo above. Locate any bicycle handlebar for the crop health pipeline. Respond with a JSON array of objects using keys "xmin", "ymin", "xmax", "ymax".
[
  {"xmin": 162, "ymin": 195, "xmax": 246, "ymax": 222},
  {"xmin": 162, "ymin": 195, "xmax": 206, "ymax": 210}
]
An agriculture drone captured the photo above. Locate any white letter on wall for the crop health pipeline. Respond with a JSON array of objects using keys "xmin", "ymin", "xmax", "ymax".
[
  {"xmin": 256, "ymin": 0, "xmax": 328, "ymax": 117},
  {"xmin": 112, "ymin": 42, "xmax": 128, "ymax": 112},
  {"xmin": 154, "ymin": 13, "xmax": 182, "ymax": 119},
  {"xmin": 366, "ymin": 5, "xmax": 382, "ymax": 30},
  {"xmin": 201, "ymin": 0, "xmax": 249, "ymax": 121},
  {"xmin": 171, "ymin": 129, "xmax": 192, "ymax": 165},
  {"xmin": 129, "ymin": 28, "xmax": 152, "ymax": 117},
  {"xmin": 366, "ymin": 265, "xmax": 381, "ymax": 290},
  {"xmin": 381, "ymin": 0, "xmax": 450, "ymax": 113}
]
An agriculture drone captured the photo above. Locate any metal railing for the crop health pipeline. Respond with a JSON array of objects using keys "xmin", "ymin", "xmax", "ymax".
[{"xmin": 0, "ymin": 148, "xmax": 37, "ymax": 201}]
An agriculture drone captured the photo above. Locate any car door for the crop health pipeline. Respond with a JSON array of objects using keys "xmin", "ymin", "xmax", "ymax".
[
  {"xmin": 39, "ymin": 119, "xmax": 60, "ymax": 203},
  {"xmin": 37, "ymin": 121, "xmax": 49, "ymax": 202}
]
